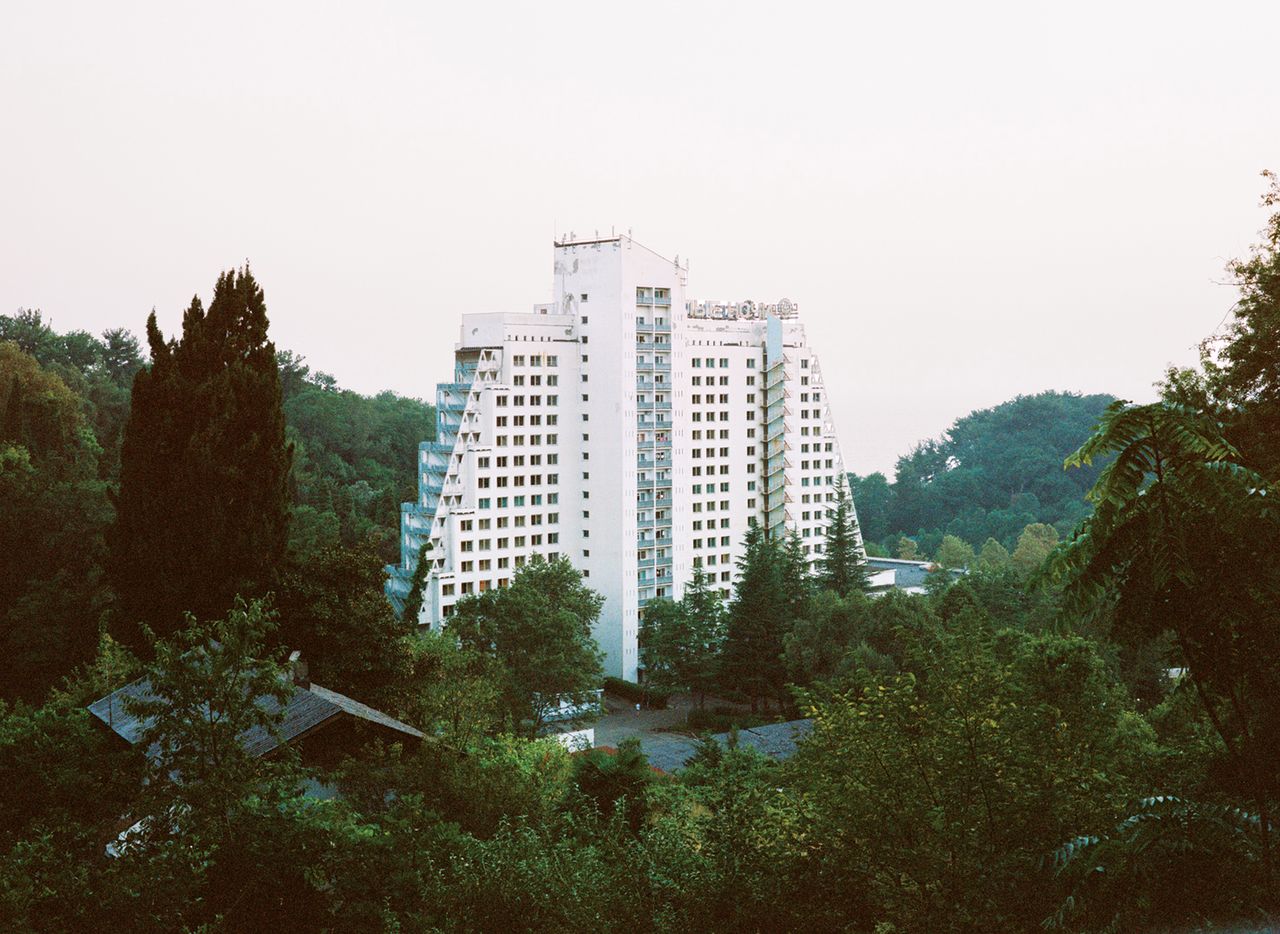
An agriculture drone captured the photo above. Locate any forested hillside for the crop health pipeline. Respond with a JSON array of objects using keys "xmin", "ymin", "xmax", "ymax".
[
  {"xmin": 851, "ymin": 391, "xmax": 1115, "ymax": 558},
  {"xmin": 0, "ymin": 309, "xmax": 432, "ymax": 700},
  {"xmin": 277, "ymin": 351, "xmax": 435, "ymax": 562}
]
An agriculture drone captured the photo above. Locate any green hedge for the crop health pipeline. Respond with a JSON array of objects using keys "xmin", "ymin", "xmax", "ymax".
[{"xmin": 603, "ymin": 676, "xmax": 672, "ymax": 709}]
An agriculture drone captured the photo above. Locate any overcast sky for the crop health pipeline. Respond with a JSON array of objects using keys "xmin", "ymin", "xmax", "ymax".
[{"xmin": 3, "ymin": 1, "xmax": 1277, "ymax": 475}]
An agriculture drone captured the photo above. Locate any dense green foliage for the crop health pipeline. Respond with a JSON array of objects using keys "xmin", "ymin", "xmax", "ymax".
[
  {"xmin": 720, "ymin": 524, "xmax": 807, "ymax": 711},
  {"xmin": 0, "ymin": 342, "xmax": 114, "ymax": 700},
  {"xmin": 0, "ymin": 297, "xmax": 431, "ymax": 700},
  {"xmin": 638, "ymin": 568, "xmax": 725, "ymax": 708},
  {"xmin": 449, "ymin": 556, "xmax": 606, "ymax": 736},
  {"xmin": 109, "ymin": 268, "xmax": 293, "ymax": 650},
  {"xmin": 602, "ymin": 676, "xmax": 673, "ymax": 709},
  {"xmin": 851, "ymin": 390, "xmax": 1114, "ymax": 559},
  {"xmin": 278, "ymin": 350, "xmax": 435, "ymax": 564},
  {"xmin": 274, "ymin": 537, "xmax": 413, "ymax": 710},
  {"xmin": 0, "ymin": 309, "xmax": 144, "ymax": 483},
  {"xmin": 3, "ymin": 178, "xmax": 1280, "ymax": 931}
]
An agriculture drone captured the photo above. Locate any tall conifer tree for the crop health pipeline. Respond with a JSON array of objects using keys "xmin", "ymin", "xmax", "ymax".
[
  {"xmin": 819, "ymin": 475, "xmax": 870, "ymax": 596},
  {"xmin": 721, "ymin": 523, "xmax": 789, "ymax": 711},
  {"xmin": 110, "ymin": 267, "xmax": 291, "ymax": 650}
]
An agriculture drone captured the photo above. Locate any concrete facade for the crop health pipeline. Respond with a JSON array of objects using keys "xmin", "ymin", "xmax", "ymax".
[{"xmin": 387, "ymin": 235, "xmax": 861, "ymax": 681}]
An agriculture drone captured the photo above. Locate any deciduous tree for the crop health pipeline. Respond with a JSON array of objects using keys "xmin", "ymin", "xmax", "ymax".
[{"xmin": 449, "ymin": 556, "xmax": 604, "ymax": 736}]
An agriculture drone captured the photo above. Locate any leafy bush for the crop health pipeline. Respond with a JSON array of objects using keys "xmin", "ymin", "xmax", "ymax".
[{"xmin": 603, "ymin": 676, "xmax": 671, "ymax": 709}]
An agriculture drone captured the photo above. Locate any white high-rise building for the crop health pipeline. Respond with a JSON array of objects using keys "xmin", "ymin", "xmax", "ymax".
[{"xmin": 387, "ymin": 235, "xmax": 860, "ymax": 681}]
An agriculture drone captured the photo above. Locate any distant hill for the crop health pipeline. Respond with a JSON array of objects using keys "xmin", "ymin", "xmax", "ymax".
[{"xmin": 851, "ymin": 391, "xmax": 1115, "ymax": 556}]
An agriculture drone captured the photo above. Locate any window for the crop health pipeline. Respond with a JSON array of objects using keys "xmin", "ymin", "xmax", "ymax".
[{"xmin": 580, "ymin": 293, "xmax": 588, "ymax": 302}]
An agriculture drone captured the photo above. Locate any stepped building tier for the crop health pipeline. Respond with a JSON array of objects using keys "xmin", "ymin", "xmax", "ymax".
[{"xmin": 387, "ymin": 235, "xmax": 862, "ymax": 681}]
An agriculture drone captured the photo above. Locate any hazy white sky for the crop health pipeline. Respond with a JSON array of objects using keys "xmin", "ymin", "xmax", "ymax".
[{"xmin": 3, "ymin": 1, "xmax": 1277, "ymax": 475}]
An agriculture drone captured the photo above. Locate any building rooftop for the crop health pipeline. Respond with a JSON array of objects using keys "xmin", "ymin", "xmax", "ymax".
[
  {"xmin": 629, "ymin": 718, "xmax": 815, "ymax": 773},
  {"xmin": 865, "ymin": 557, "xmax": 964, "ymax": 592},
  {"xmin": 88, "ymin": 668, "xmax": 424, "ymax": 761}
]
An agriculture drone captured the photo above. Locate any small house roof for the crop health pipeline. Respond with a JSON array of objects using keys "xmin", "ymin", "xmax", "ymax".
[{"xmin": 88, "ymin": 673, "xmax": 423, "ymax": 761}]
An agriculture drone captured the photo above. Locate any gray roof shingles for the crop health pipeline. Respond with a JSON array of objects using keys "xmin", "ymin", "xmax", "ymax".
[
  {"xmin": 88, "ymin": 675, "xmax": 423, "ymax": 761},
  {"xmin": 633, "ymin": 718, "xmax": 814, "ymax": 773}
]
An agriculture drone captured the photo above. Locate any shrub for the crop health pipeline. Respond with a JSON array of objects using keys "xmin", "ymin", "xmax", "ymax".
[{"xmin": 603, "ymin": 676, "xmax": 671, "ymax": 709}]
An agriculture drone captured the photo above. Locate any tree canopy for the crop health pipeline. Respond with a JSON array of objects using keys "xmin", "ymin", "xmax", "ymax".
[{"xmin": 448, "ymin": 555, "xmax": 605, "ymax": 736}]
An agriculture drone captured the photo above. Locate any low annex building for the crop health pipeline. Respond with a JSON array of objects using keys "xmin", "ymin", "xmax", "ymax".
[{"xmin": 87, "ymin": 653, "xmax": 424, "ymax": 769}]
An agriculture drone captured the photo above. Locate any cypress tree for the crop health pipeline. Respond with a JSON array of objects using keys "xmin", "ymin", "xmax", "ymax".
[
  {"xmin": 819, "ymin": 475, "xmax": 870, "ymax": 596},
  {"xmin": 109, "ymin": 267, "xmax": 292, "ymax": 650}
]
